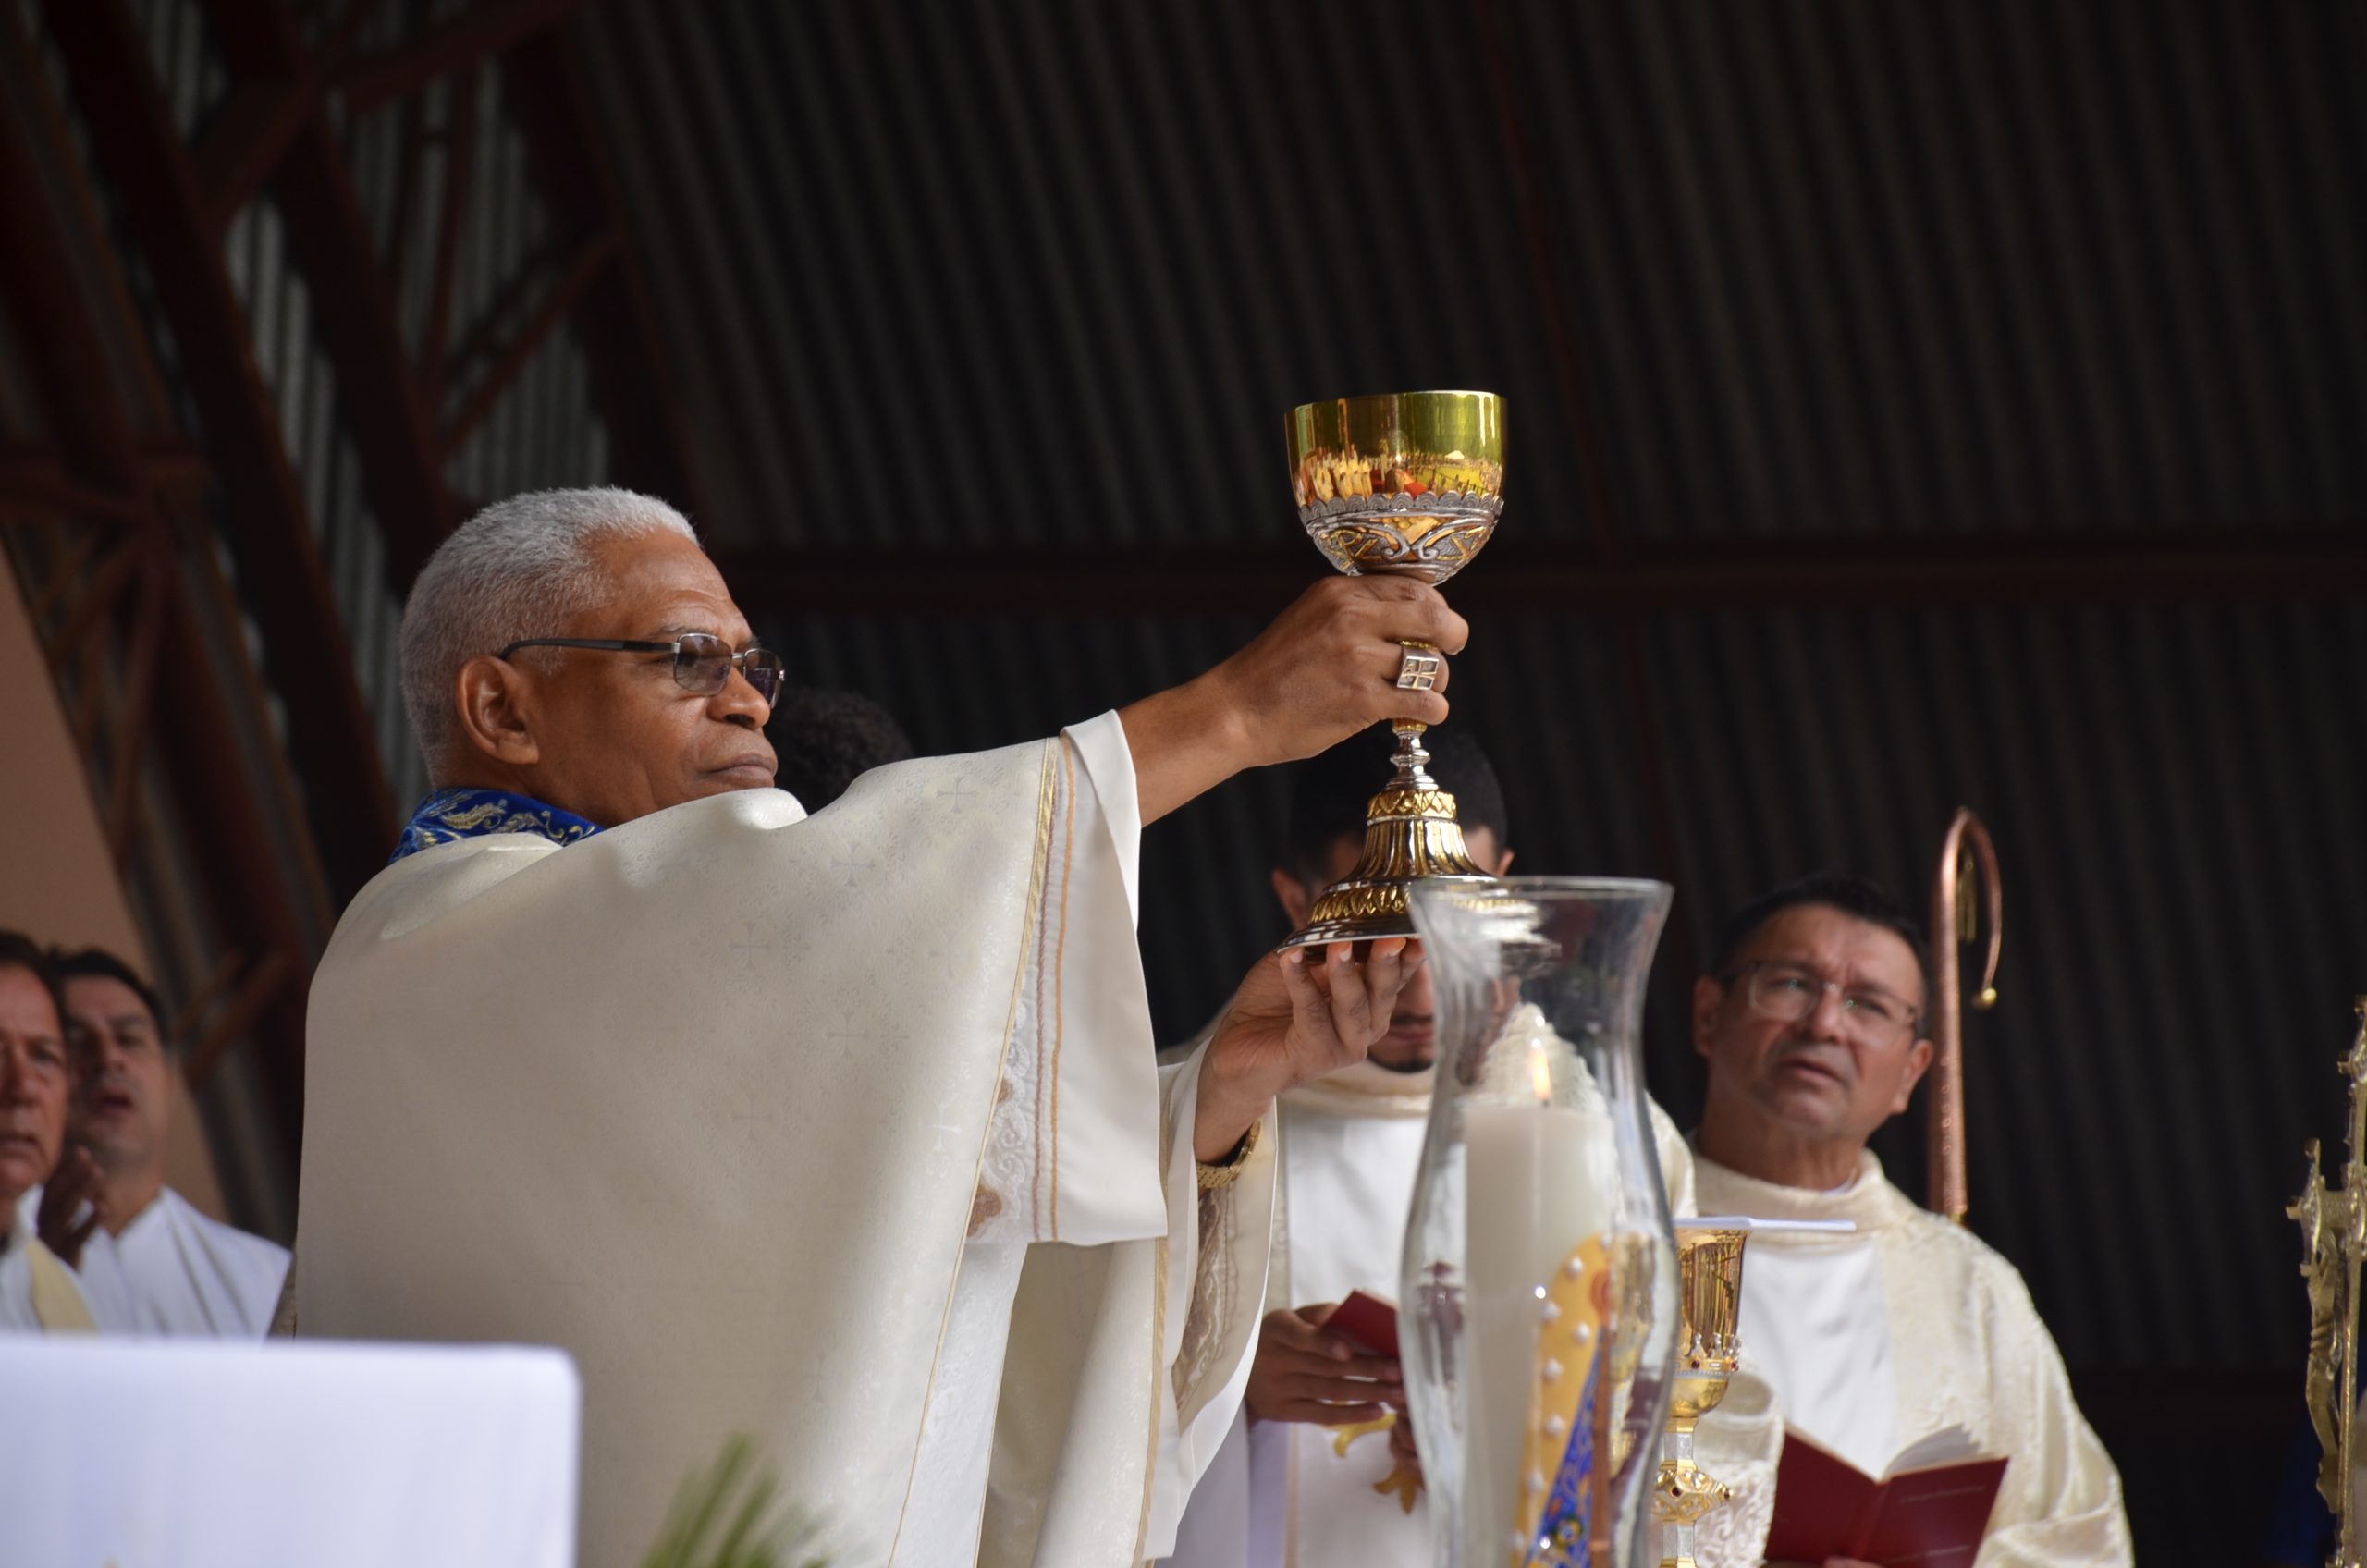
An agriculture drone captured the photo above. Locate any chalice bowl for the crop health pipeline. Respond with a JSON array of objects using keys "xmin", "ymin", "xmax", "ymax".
[
  {"xmin": 1282, "ymin": 389, "xmax": 1508, "ymax": 948},
  {"xmin": 1653, "ymin": 1223, "xmax": 1751, "ymax": 1568}
]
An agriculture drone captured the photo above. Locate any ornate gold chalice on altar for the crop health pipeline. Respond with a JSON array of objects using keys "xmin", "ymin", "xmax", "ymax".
[
  {"xmin": 1282, "ymin": 389, "xmax": 1508, "ymax": 949},
  {"xmin": 1653, "ymin": 1222, "xmax": 1751, "ymax": 1568}
]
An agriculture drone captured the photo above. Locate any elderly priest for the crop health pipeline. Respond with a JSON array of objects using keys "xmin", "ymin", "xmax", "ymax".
[
  {"xmin": 1686, "ymin": 873, "xmax": 2131, "ymax": 1566},
  {"xmin": 290, "ymin": 487, "xmax": 1463, "ymax": 1568}
]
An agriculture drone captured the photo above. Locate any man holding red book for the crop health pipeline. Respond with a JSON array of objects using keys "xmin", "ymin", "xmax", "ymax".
[{"xmin": 1686, "ymin": 874, "xmax": 2131, "ymax": 1567}]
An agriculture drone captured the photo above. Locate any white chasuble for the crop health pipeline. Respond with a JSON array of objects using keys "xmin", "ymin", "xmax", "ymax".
[
  {"xmin": 1163, "ymin": 1045, "xmax": 1698, "ymax": 1568},
  {"xmin": 80, "ymin": 1188, "xmax": 288, "ymax": 1337},
  {"xmin": 1688, "ymin": 1151, "xmax": 2132, "ymax": 1568},
  {"xmin": 295, "ymin": 715, "xmax": 1267, "ymax": 1568}
]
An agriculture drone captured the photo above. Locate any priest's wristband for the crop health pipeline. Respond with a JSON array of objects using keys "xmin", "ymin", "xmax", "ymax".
[{"xmin": 1196, "ymin": 1117, "xmax": 1261, "ymax": 1192}]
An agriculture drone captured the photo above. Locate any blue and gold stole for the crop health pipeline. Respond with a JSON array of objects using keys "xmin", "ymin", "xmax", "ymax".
[{"xmin": 389, "ymin": 787, "xmax": 603, "ymax": 863}]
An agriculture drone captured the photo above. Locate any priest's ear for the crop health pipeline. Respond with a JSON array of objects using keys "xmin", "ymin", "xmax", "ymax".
[
  {"xmin": 452, "ymin": 654, "xmax": 543, "ymax": 766},
  {"xmin": 1269, "ymin": 867, "xmax": 1316, "ymax": 929},
  {"xmin": 1888, "ymin": 1035, "xmax": 1937, "ymax": 1116},
  {"xmin": 1690, "ymin": 974, "xmax": 1729, "ymax": 1060}
]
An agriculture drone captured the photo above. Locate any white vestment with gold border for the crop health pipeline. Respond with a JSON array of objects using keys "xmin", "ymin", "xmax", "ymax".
[
  {"xmin": 294, "ymin": 714, "xmax": 1269, "ymax": 1568},
  {"xmin": 1688, "ymin": 1150, "xmax": 2132, "ymax": 1568}
]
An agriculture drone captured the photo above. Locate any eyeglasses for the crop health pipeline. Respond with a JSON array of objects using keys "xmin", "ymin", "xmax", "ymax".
[
  {"xmin": 497, "ymin": 634, "xmax": 785, "ymax": 706},
  {"xmin": 1723, "ymin": 960, "xmax": 1920, "ymax": 1047}
]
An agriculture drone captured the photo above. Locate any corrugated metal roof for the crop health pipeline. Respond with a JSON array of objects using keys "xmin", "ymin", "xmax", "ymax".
[
  {"xmin": 578, "ymin": 0, "xmax": 2364, "ymax": 549},
  {"xmin": 578, "ymin": 0, "xmax": 2367, "ymax": 1404},
  {"xmin": 751, "ymin": 594, "xmax": 2367, "ymax": 1380}
]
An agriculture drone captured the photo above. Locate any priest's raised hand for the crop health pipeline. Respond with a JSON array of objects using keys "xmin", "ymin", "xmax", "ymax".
[
  {"xmin": 290, "ymin": 488, "xmax": 1466, "ymax": 1568},
  {"xmin": 1120, "ymin": 575, "xmax": 1466, "ymax": 824}
]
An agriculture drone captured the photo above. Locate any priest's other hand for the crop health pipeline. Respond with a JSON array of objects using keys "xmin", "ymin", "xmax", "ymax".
[
  {"xmin": 1194, "ymin": 938, "xmax": 1417, "ymax": 1163},
  {"xmin": 36, "ymin": 1143, "xmax": 109, "ymax": 1268},
  {"xmin": 1120, "ymin": 577, "xmax": 1469, "ymax": 825},
  {"xmin": 1244, "ymin": 1304, "xmax": 1403, "ymax": 1427}
]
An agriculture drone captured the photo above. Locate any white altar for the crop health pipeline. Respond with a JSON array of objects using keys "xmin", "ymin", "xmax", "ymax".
[{"xmin": 0, "ymin": 1336, "xmax": 578, "ymax": 1568}]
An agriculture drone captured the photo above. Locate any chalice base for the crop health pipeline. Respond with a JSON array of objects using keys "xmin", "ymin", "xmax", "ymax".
[{"xmin": 1281, "ymin": 723, "xmax": 1495, "ymax": 949}]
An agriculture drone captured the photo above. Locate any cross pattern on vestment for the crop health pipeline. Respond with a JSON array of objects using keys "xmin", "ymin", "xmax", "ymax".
[
  {"xmin": 938, "ymin": 777, "xmax": 976, "ymax": 815},
  {"xmin": 730, "ymin": 1107, "xmax": 775, "ymax": 1144},
  {"xmin": 730, "ymin": 921, "xmax": 773, "ymax": 973},
  {"xmin": 788, "ymin": 1367, "xmax": 834, "ymax": 1414},
  {"xmin": 827, "ymin": 1011, "xmax": 869, "ymax": 1064},
  {"xmin": 831, "ymin": 846, "xmax": 874, "ymax": 888}
]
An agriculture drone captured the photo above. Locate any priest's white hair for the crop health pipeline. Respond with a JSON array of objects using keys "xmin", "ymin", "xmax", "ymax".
[{"xmin": 398, "ymin": 486, "xmax": 700, "ymax": 761}]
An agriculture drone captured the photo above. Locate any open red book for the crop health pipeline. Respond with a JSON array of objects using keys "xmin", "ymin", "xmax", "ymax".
[
  {"xmin": 1762, "ymin": 1425, "xmax": 2007, "ymax": 1567},
  {"xmin": 1320, "ymin": 1290, "xmax": 1401, "ymax": 1358}
]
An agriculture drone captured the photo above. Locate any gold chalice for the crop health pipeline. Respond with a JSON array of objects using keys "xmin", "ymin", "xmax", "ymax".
[
  {"xmin": 1654, "ymin": 1222, "xmax": 1751, "ymax": 1568},
  {"xmin": 1282, "ymin": 389, "xmax": 1507, "ymax": 949}
]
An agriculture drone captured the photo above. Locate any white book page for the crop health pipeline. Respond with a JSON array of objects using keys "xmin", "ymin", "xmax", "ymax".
[{"xmin": 1882, "ymin": 1423, "xmax": 1985, "ymax": 1479}]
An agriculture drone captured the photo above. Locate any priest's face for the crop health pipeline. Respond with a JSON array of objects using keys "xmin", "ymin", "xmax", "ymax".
[
  {"xmin": 1692, "ymin": 902, "xmax": 1934, "ymax": 1149},
  {"xmin": 0, "ymin": 964, "xmax": 70, "ymax": 1207},
  {"xmin": 1272, "ymin": 826, "xmax": 1511, "ymax": 1072},
  {"xmin": 65, "ymin": 974, "xmax": 169, "ymax": 1180},
  {"xmin": 489, "ymin": 531, "xmax": 779, "ymax": 826}
]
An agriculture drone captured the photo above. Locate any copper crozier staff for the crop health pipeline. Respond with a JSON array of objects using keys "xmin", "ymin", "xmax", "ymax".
[{"xmin": 288, "ymin": 486, "xmax": 1465, "ymax": 1568}]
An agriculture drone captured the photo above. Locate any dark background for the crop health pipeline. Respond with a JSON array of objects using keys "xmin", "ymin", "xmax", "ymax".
[{"xmin": 5, "ymin": 2, "xmax": 2362, "ymax": 1556}]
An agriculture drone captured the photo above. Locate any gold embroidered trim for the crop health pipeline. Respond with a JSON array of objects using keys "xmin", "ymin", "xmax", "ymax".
[
  {"xmin": 1196, "ymin": 1116, "xmax": 1261, "ymax": 1191},
  {"xmin": 1049, "ymin": 734, "xmax": 1076, "ymax": 1237},
  {"xmin": 885, "ymin": 742, "xmax": 1061, "ymax": 1564}
]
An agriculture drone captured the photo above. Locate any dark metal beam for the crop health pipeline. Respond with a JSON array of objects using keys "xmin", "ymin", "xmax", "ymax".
[
  {"xmin": 103, "ymin": 545, "xmax": 169, "ymax": 859},
  {"xmin": 0, "ymin": 461, "xmax": 145, "ymax": 523},
  {"xmin": 713, "ymin": 530, "xmax": 2367, "ymax": 619},
  {"xmin": 189, "ymin": 0, "xmax": 391, "ymax": 236},
  {"xmin": 438, "ymin": 228, "xmax": 616, "ymax": 457},
  {"xmin": 335, "ymin": 0, "xmax": 588, "ymax": 117},
  {"xmin": 0, "ymin": 35, "xmax": 318, "ymax": 1145},
  {"xmin": 500, "ymin": 28, "xmax": 705, "ymax": 514},
  {"xmin": 38, "ymin": 0, "xmax": 399, "ymax": 900},
  {"xmin": 202, "ymin": 0, "xmax": 459, "ymax": 590},
  {"xmin": 415, "ymin": 63, "xmax": 477, "ymax": 398},
  {"xmin": 191, "ymin": 77, "xmax": 313, "ymax": 234}
]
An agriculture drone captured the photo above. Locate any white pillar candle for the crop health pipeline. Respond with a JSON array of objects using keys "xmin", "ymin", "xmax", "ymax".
[{"xmin": 1461, "ymin": 1089, "xmax": 1620, "ymax": 1566}]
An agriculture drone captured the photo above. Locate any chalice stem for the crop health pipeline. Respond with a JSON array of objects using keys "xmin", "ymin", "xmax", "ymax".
[{"xmin": 1657, "ymin": 1421, "xmax": 1701, "ymax": 1568}]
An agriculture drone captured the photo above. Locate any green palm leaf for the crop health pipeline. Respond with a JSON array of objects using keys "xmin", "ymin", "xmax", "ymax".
[{"xmin": 639, "ymin": 1436, "xmax": 828, "ymax": 1568}]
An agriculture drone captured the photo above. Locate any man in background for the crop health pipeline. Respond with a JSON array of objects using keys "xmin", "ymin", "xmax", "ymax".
[
  {"xmin": 1687, "ymin": 872, "xmax": 2129, "ymax": 1565},
  {"xmin": 1164, "ymin": 729, "xmax": 1698, "ymax": 1568},
  {"xmin": 0, "ymin": 931, "xmax": 108, "ymax": 1332},
  {"xmin": 51, "ymin": 948, "xmax": 287, "ymax": 1336},
  {"xmin": 772, "ymin": 687, "xmax": 914, "ymax": 811}
]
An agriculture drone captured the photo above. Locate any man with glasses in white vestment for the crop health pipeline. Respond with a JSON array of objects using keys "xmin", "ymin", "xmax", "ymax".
[
  {"xmin": 289, "ymin": 487, "xmax": 1468, "ymax": 1568},
  {"xmin": 1684, "ymin": 873, "xmax": 2131, "ymax": 1566}
]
